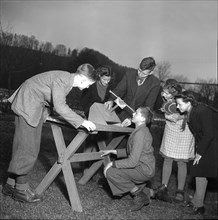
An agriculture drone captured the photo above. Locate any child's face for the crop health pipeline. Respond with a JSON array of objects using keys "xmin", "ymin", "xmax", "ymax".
[
  {"xmin": 161, "ymin": 89, "xmax": 173, "ymax": 101},
  {"xmin": 132, "ymin": 108, "xmax": 145, "ymax": 124}
]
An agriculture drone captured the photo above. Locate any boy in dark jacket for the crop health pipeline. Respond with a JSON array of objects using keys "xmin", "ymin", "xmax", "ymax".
[{"xmin": 101, "ymin": 107, "xmax": 155, "ymax": 212}]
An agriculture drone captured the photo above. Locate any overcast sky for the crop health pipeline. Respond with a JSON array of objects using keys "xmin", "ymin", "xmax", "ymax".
[{"xmin": 1, "ymin": 0, "xmax": 217, "ymax": 82}]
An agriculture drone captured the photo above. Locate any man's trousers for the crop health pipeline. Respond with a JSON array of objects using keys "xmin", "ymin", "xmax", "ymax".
[
  {"xmin": 106, "ymin": 166, "xmax": 151, "ymax": 196},
  {"xmin": 8, "ymin": 115, "xmax": 43, "ymax": 175}
]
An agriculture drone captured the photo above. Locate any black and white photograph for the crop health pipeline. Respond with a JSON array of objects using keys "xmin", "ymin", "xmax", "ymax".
[{"xmin": 0, "ymin": 1, "xmax": 217, "ymax": 219}]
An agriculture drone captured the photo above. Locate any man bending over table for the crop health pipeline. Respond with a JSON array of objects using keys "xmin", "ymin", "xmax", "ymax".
[{"xmin": 2, "ymin": 64, "xmax": 97, "ymax": 203}]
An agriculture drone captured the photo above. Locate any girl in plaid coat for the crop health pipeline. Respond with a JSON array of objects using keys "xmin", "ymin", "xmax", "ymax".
[{"xmin": 155, "ymin": 79, "xmax": 195, "ymax": 203}]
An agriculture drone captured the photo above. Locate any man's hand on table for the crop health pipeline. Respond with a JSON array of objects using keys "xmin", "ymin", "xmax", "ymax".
[
  {"xmin": 81, "ymin": 120, "xmax": 96, "ymax": 131},
  {"xmin": 100, "ymin": 150, "xmax": 117, "ymax": 157},
  {"xmin": 114, "ymin": 98, "xmax": 126, "ymax": 109},
  {"xmin": 104, "ymin": 100, "xmax": 113, "ymax": 110}
]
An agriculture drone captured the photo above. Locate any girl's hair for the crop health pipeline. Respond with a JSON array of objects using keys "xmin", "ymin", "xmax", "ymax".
[
  {"xmin": 140, "ymin": 107, "xmax": 153, "ymax": 125},
  {"xmin": 96, "ymin": 66, "xmax": 112, "ymax": 78},
  {"xmin": 175, "ymin": 90, "xmax": 198, "ymax": 131},
  {"xmin": 163, "ymin": 79, "xmax": 182, "ymax": 97},
  {"xmin": 76, "ymin": 63, "xmax": 97, "ymax": 81},
  {"xmin": 175, "ymin": 90, "xmax": 198, "ymax": 106}
]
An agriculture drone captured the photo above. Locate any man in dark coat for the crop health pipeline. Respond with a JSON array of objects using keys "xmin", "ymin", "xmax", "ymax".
[{"xmin": 104, "ymin": 57, "xmax": 160, "ymax": 124}]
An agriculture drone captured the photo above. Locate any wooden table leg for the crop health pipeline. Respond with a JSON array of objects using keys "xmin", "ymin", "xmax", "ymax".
[
  {"xmin": 36, "ymin": 162, "xmax": 62, "ymax": 195},
  {"xmin": 78, "ymin": 134, "xmax": 125, "ymax": 185},
  {"xmin": 36, "ymin": 124, "xmax": 89, "ymax": 212},
  {"xmin": 62, "ymin": 160, "xmax": 83, "ymax": 212}
]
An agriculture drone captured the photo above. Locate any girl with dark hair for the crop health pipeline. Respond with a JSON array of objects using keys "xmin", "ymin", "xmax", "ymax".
[
  {"xmin": 155, "ymin": 79, "xmax": 195, "ymax": 203},
  {"xmin": 81, "ymin": 65, "xmax": 113, "ymax": 117},
  {"xmin": 80, "ymin": 66, "xmax": 114, "ymax": 173},
  {"xmin": 175, "ymin": 90, "xmax": 218, "ymax": 215}
]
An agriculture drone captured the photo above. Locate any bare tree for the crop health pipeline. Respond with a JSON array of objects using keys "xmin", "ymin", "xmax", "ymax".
[
  {"xmin": 0, "ymin": 24, "xmax": 41, "ymax": 90},
  {"xmin": 153, "ymin": 61, "xmax": 171, "ymax": 82},
  {"xmin": 194, "ymin": 79, "xmax": 217, "ymax": 104},
  {"xmin": 39, "ymin": 41, "xmax": 54, "ymax": 53},
  {"xmin": 67, "ymin": 48, "xmax": 71, "ymax": 56},
  {"xmin": 54, "ymin": 44, "xmax": 67, "ymax": 56}
]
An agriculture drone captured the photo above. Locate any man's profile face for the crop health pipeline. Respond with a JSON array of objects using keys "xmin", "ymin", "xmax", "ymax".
[
  {"xmin": 137, "ymin": 68, "xmax": 151, "ymax": 78},
  {"xmin": 79, "ymin": 78, "xmax": 95, "ymax": 90}
]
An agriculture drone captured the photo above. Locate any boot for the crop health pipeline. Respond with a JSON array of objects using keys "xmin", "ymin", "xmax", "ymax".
[
  {"xmin": 154, "ymin": 184, "xmax": 172, "ymax": 203},
  {"xmin": 130, "ymin": 189, "xmax": 150, "ymax": 212}
]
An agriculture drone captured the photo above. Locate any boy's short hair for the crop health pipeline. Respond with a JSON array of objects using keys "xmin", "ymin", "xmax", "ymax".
[
  {"xmin": 140, "ymin": 107, "xmax": 153, "ymax": 125},
  {"xmin": 139, "ymin": 57, "xmax": 156, "ymax": 71},
  {"xmin": 76, "ymin": 63, "xmax": 97, "ymax": 81}
]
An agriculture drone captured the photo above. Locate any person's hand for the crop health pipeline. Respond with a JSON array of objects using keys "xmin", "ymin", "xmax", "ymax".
[
  {"xmin": 121, "ymin": 118, "xmax": 132, "ymax": 127},
  {"xmin": 165, "ymin": 113, "xmax": 179, "ymax": 123},
  {"xmin": 81, "ymin": 120, "xmax": 96, "ymax": 131},
  {"xmin": 193, "ymin": 153, "xmax": 202, "ymax": 165},
  {"xmin": 114, "ymin": 98, "xmax": 126, "ymax": 109},
  {"xmin": 100, "ymin": 150, "xmax": 117, "ymax": 157},
  {"xmin": 104, "ymin": 101, "xmax": 113, "ymax": 110},
  {"xmin": 103, "ymin": 162, "xmax": 113, "ymax": 177}
]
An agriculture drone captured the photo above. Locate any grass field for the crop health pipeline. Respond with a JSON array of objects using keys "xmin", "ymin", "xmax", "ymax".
[{"xmin": 0, "ymin": 113, "xmax": 217, "ymax": 220}]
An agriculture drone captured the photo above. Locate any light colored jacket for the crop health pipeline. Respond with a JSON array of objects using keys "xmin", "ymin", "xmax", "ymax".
[{"xmin": 8, "ymin": 70, "xmax": 84, "ymax": 128}]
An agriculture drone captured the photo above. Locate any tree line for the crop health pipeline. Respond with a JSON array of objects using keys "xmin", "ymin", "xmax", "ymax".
[{"xmin": 0, "ymin": 30, "xmax": 217, "ymax": 109}]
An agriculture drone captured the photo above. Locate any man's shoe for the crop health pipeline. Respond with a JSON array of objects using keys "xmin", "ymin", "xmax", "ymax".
[
  {"xmin": 154, "ymin": 184, "xmax": 172, "ymax": 203},
  {"xmin": 192, "ymin": 206, "xmax": 205, "ymax": 215},
  {"xmin": 186, "ymin": 206, "xmax": 205, "ymax": 215},
  {"xmin": 12, "ymin": 188, "xmax": 42, "ymax": 203},
  {"xmin": 2, "ymin": 184, "xmax": 16, "ymax": 197},
  {"xmin": 130, "ymin": 190, "xmax": 150, "ymax": 212}
]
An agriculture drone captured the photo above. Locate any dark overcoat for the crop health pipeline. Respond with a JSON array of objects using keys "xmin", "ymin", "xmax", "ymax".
[
  {"xmin": 188, "ymin": 104, "xmax": 218, "ymax": 178},
  {"xmin": 111, "ymin": 69, "xmax": 160, "ymax": 120}
]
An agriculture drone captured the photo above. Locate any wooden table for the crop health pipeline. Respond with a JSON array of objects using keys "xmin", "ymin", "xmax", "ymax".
[{"xmin": 35, "ymin": 103, "xmax": 134, "ymax": 212}]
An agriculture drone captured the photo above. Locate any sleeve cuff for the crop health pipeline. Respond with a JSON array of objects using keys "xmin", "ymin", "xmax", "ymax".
[{"xmin": 112, "ymin": 161, "xmax": 116, "ymax": 168}]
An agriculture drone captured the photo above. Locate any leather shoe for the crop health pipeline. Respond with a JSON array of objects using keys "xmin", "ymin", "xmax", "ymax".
[
  {"xmin": 192, "ymin": 206, "xmax": 205, "ymax": 215},
  {"xmin": 186, "ymin": 206, "xmax": 205, "ymax": 215},
  {"xmin": 2, "ymin": 184, "xmax": 16, "ymax": 197},
  {"xmin": 12, "ymin": 187, "xmax": 42, "ymax": 203},
  {"xmin": 154, "ymin": 184, "xmax": 172, "ymax": 203},
  {"xmin": 130, "ymin": 190, "xmax": 150, "ymax": 212}
]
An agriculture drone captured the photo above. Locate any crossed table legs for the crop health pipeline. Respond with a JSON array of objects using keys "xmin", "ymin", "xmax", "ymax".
[{"xmin": 35, "ymin": 121, "xmax": 133, "ymax": 212}]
